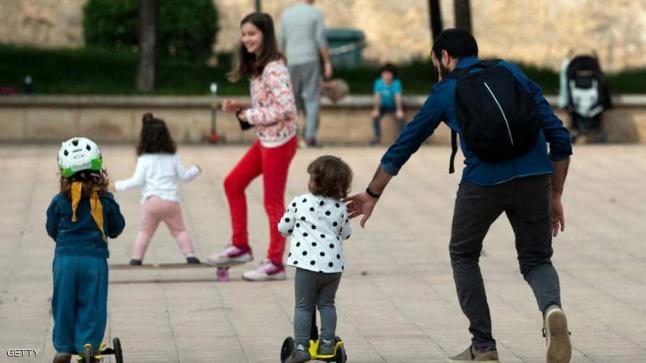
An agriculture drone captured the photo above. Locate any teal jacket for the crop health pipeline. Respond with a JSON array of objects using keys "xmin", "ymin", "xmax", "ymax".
[{"xmin": 46, "ymin": 192, "xmax": 125, "ymax": 258}]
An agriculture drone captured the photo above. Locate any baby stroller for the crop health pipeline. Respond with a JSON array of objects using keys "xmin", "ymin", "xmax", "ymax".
[{"xmin": 563, "ymin": 54, "xmax": 612, "ymax": 143}]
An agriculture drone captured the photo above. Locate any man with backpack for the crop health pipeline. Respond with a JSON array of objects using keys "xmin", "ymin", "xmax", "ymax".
[{"xmin": 345, "ymin": 29, "xmax": 573, "ymax": 362}]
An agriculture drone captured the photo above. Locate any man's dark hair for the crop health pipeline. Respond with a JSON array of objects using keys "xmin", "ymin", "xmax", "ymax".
[{"xmin": 432, "ymin": 29, "xmax": 478, "ymax": 60}]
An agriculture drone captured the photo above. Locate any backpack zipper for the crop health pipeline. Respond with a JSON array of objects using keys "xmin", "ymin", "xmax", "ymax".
[{"xmin": 483, "ymin": 81, "xmax": 514, "ymax": 145}]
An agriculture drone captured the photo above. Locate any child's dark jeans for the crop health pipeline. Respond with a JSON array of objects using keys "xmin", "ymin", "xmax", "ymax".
[{"xmin": 293, "ymin": 268, "xmax": 342, "ymax": 347}]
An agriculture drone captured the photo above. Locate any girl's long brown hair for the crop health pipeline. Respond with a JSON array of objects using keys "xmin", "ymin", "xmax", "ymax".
[
  {"xmin": 60, "ymin": 170, "xmax": 109, "ymax": 199},
  {"xmin": 228, "ymin": 12, "xmax": 284, "ymax": 82}
]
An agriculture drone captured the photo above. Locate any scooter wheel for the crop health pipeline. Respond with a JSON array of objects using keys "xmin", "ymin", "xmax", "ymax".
[
  {"xmin": 83, "ymin": 344, "xmax": 93, "ymax": 363},
  {"xmin": 333, "ymin": 336, "xmax": 347, "ymax": 363},
  {"xmin": 280, "ymin": 337, "xmax": 295, "ymax": 363},
  {"xmin": 113, "ymin": 337, "xmax": 123, "ymax": 363},
  {"xmin": 335, "ymin": 346, "xmax": 347, "ymax": 363}
]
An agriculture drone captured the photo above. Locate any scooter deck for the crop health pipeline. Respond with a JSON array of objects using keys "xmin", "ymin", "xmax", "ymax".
[{"xmin": 308, "ymin": 339, "xmax": 344, "ymax": 360}]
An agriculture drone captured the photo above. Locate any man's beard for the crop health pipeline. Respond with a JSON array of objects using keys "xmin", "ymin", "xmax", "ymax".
[{"xmin": 438, "ymin": 63, "xmax": 451, "ymax": 78}]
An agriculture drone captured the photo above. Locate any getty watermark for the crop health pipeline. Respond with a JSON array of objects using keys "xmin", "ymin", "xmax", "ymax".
[{"xmin": 6, "ymin": 349, "xmax": 38, "ymax": 359}]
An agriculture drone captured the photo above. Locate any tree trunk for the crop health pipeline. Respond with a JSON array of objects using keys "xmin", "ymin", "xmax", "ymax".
[
  {"xmin": 136, "ymin": 0, "xmax": 156, "ymax": 92},
  {"xmin": 428, "ymin": 0, "xmax": 443, "ymax": 41},
  {"xmin": 453, "ymin": 0, "xmax": 472, "ymax": 33}
]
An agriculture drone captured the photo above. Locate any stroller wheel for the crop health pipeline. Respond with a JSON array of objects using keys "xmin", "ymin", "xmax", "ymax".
[
  {"xmin": 113, "ymin": 338, "xmax": 123, "ymax": 363},
  {"xmin": 281, "ymin": 337, "xmax": 295, "ymax": 363}
]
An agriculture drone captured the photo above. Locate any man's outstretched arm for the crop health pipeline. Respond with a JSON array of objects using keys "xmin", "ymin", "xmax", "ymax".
[{"xmin": 346, "ymin": 166, "xmax": 393, "ymax": 228}]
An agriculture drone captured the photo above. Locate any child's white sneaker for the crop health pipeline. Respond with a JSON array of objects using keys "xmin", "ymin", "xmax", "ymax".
[{"xmin": 242, "ymin": 261, "xmax": 286, "ymax": 281}]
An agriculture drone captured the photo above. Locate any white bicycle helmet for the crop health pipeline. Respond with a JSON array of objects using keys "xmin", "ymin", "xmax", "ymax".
[{"xmin": 57, "ymin": 137, "xmax": 103, "ymax": 178}]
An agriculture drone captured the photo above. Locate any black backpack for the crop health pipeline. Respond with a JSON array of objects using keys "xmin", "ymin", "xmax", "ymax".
[{"xmin": 447, "ymin": 60, "xmax": 541, "ymax": 173}]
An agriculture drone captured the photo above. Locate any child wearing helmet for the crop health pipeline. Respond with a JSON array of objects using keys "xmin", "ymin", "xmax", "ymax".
[
  {"xmin": 47, "ymin": 137, "xmax": 126, "ymax": 363},
  {"xmin": 114, "ymin": 113, "xmax": 202, "ymax": 265}
]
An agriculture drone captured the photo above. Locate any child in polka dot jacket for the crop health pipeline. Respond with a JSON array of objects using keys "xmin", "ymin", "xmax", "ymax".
[{"xmin": 278, "ymin": 155, "xmax": 353, "ymax": 363}]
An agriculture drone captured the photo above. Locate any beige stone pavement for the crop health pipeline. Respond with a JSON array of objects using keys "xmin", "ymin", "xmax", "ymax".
[{"xmin": 1, "ymin": 144, "xmax": 646, "ymax": 363}]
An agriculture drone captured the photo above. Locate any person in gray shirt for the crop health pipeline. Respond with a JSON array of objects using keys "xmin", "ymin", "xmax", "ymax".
[{"xmin": 280, "ymin": 0, "xmax": 333, "ymax": 147}]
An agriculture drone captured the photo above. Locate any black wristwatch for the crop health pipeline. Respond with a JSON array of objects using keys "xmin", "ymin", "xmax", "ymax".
[{"xmin": 365, "ymin": 187, "xmax": 381, "ymax": 199}]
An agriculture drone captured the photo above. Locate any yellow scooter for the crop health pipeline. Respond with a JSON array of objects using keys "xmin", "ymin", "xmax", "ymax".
[
  {"xmin": 76, "ymin": 338, "xmax": 123, "ymax": 363},
  {"xmin": 280, "ymin": 313, "xmax": 347, "ymax": 363}
]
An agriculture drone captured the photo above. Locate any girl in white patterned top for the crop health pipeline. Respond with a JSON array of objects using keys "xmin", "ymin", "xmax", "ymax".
[{"xmin": 207, "ymin": 12, "xmax": 299, "ymax": 282}]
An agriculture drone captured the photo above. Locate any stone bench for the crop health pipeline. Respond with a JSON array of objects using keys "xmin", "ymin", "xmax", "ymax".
[{"xmin": 1, "ymin": 95, "xmax": 645, "ymax": 144}]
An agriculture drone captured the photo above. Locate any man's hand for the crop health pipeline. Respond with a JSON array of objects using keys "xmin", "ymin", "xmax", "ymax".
[
  {"xmin": 551, "ymin": 192, "xmax": 565, "ymax": 237},
  {"xmin": 371, "ymin": 109, "xmax": 380, "ymax": 118},
  {"xmin": 395, "ymin": 109, "xmax": 405, "ymax": 120},
  {"xmin": 345, "ymin": 192, "xmax": 378, "ymax": 228},
  {"xmin": 550, "ymin": 158, "xmax": 570, "ymax": 237},
  {"xmin": 222, "ymin": 99, "xmax": 243, "ymax": 113}
]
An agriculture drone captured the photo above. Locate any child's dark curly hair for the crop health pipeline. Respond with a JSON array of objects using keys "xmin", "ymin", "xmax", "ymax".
[
  {"xmin": 60, "ymin": 170, "xmax": 109, "ymax": 199},
  {"xmin": 136, "ymin": 113, "xmax": 177, "ymax": 156},
  {"xmin": 307, "ymin": 155, "xmax": 353, "ymax": 200},
  {"xmin": 379, "ymin": 63, "xmax": 398, "ymax": 78}
]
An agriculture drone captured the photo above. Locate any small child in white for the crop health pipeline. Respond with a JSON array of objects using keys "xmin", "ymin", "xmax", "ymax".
[
  {"xmin": 278, "ymin": 155, "xmax": 353, "ymax": 363},
  {"xmin": 115, "ymin": 113, "xmax": 201, "ymax": 265}
]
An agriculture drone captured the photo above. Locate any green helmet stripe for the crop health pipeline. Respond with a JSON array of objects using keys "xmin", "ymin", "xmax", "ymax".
[{"xmin": 90, "ymin": 157, "xmax": 102, "ymax": 171}]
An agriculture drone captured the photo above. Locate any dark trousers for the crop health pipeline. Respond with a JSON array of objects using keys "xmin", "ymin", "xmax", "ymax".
[
  {"xmin": 52, "ymin": 255, "xmax": 108, "ymax": 354},
  {"xmin": 449, "ymin": 174, "xmax": 561, "ymax": 351}
]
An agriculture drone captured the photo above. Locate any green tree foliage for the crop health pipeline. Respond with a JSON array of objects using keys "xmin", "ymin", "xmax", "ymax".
[{"xmin": 83, "ymin": 0, "xmax": 219, "ymax": 61}]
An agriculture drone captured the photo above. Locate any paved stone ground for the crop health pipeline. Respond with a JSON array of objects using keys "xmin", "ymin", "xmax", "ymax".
[{"xmin": 1, "ymin": 144, "xmax": 646, "ymax": 363}]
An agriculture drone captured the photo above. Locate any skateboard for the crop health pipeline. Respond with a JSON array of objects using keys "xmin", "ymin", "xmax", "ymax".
[
  {"xmin": 110, "ymin": 263, "xmax": 212, "ymax": 270},
  {"xmin": 110, "ymin": 262, "xmax": 231, "ymax": 282}
]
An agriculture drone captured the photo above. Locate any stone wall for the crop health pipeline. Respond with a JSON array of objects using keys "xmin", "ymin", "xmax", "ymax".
[
  {"xmin": 1, "ymin": 95, "xmax": 645, "ymax": 145},
  {"xmin": 0, "ymin": 0, "xmax": 644, "ymax": 71}
]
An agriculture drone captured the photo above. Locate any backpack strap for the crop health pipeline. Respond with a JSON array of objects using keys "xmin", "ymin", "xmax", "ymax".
[{"xmin": 449, "ymin": 130, "xmax": 458, "ymax": 174}]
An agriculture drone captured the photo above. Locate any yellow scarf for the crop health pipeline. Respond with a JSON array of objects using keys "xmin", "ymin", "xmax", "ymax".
[{"xmin": 70, "ymin": 181, "xmax": 105, "ymax": 240}]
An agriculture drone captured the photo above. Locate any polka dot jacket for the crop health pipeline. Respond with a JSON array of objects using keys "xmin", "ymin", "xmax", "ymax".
[{"xmin": 278, "ymin": 193, "xmax": 352, "ymax": 273}]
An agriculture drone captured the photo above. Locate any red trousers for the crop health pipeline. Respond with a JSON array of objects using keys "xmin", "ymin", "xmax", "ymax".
[{"xmin": 223, "ymin": 137, "xmax": 297, "ymax": 264}]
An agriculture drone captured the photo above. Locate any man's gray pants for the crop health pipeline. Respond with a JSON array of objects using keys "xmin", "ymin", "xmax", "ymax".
[
  {"xmin": 293, "ymin": 268, "xmax": 342, "ymax": 347},
  {"xmin": 288, "ymin": 61, "xmax": 321, "ymax": 141},
  {"xmin": 449, "ymin": 174, "xmax": 561, "ymax": 352}
]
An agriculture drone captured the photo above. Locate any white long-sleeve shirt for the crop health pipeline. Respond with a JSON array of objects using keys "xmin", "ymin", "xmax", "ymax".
[
  {"xmin": 278, "ymin": 193, "xmax": 352, "ymax": 273},
  {"xmin": 115, "ymin": 153, "xmax": 200, "ymax": 205}
]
